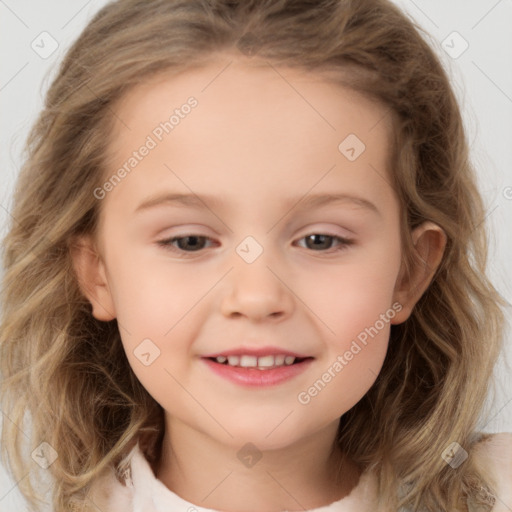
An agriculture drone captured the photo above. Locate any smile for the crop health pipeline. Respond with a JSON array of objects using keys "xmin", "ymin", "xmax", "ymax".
[
  {"xmin": 202, "ymin": 354, "xmax": 314, "ymax": 387},
  {"xmin": 211, "ymin": 354, "xmax": 303, "ymax": 369}
]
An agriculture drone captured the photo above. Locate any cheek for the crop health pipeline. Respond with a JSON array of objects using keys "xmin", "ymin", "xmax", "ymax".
[
  {"xmin": 107, "ymin": 256, "xmax": 206, "ymax": 406},
  {"xmin": 296, "ymin": 265, "xmax": 396, "ymax": 419},
  {"xmin": 296, "ymin": 246, "xmax": 400, "ymax": 404},
  {"xmin": 104, "ymin": 247, "xmax": 214, "ymax": 378},
  {"xmin": 305, "ymin": 251, "xmax": 400, "ymax": 340},
  {"xmin": 105, "ymin": 245, "xmax": 204, "ymax": 333}
]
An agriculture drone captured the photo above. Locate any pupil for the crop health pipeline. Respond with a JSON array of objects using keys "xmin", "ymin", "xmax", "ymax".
[
  {"xmin": 179, "ymin": 236, "xmax": 204, "ymax": 251},
  {"xmin": 307, "ymin": 234, "xmax": 331, "ymax": 250}
]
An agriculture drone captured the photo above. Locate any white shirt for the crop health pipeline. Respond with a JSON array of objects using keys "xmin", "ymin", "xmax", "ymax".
[{"xmin": 88, "ymin": 433, "xmax": 512, "ymax": 512}]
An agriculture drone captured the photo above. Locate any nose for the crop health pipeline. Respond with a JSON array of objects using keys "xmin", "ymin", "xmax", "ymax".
[{"xmin": 220, "ymin": 255, "xmax": 295, "ymax": 322}]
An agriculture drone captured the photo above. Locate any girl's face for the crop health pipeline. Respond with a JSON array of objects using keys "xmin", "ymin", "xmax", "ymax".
[{"xmin": 77, "ymin": 56, "xmax": 442, "ymax": 451}]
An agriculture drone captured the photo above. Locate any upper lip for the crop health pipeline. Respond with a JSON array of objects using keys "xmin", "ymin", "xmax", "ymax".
[{"xmin": 202, "ymin": 346, "xmax": 312, "ymax": 359}]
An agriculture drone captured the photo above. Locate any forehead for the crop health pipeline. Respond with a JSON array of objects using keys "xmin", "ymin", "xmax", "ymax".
[
  {"xmin": 102, "ymin": 56, "xmax": 396, "ymax": 215},
  {"xmin": 109, "ymin": 55, "xmax": 392, "ymax": 151}
]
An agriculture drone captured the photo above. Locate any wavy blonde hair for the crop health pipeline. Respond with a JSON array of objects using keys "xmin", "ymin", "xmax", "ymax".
[{"xmin": 0, "ymin": 0, "xmax": 506, "ymax": 510}]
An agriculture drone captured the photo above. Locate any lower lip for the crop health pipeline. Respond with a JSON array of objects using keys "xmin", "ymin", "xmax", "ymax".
[{"xmin": 202, "ymin": 358, "xmax": 313, "ymax": 387}]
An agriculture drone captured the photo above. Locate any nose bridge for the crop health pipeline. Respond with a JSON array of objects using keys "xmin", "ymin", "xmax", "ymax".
[{"xmin": 220, "ymin": 236, "xmax": 294, "ymax": 320}]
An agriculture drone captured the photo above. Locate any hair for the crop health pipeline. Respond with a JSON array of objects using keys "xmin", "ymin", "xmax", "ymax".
[{"xmin": 0, "ymin": 0, "xmax": 506, "ymax": 510}]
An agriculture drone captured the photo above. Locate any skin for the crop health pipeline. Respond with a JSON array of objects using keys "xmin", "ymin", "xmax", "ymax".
[{"xmin": 72, "ymin": 54, "xmax": 446, "ymax": 511}]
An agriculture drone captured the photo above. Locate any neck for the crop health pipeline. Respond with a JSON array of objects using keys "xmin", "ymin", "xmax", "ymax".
[{"xmin": 154, "ymin": 417, "xmax": 361, "ymax": 512}]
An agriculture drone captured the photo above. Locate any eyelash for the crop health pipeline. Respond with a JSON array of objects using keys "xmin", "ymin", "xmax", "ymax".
[{"xmin": 156, "ymin": 233, "xmax": 354, "ymax": 255}]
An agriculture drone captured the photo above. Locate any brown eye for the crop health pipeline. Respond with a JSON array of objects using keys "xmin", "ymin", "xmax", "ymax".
[
  {"xmin": 296, "ymin": 234, "xmax": 354, "ymax": 252},
  {"xmin": 304, "ymin": 234, "xmax": 335, "ymax": 250},
  {"xmin": 158, "ymin": 235, "xmax": 213, "ymax": 252}
]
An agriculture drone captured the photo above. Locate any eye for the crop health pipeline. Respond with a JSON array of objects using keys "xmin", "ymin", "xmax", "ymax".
[
  {"xmin": 156, "ymin": 233, "xmax": 353, "ymax": 255},
  {"xmin": 295, "ymin": 234, "xmax": 354, "ymax": 252},
  {"xmin": 157, "ymin": 235, "xmax": 216, "ymax": 253}
]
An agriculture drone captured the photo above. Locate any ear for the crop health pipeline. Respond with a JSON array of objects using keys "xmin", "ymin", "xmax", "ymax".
[
  {"xmin": 69, "ymin": 235, "xmax": 116, "ymax": 321},
  {"xmin": 391, "ymin": 221, "xmax": 447, "ymax": 324}
]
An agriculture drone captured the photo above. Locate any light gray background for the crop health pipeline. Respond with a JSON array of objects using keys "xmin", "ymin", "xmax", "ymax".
[{"xmin": 1, "ymin": 1, "xmax": 511, "ymax": 510}]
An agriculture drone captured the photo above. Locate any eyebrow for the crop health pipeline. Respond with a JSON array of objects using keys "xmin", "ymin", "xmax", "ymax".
[{"xmin": 134, "ymin": 192, "xmax": 380, "ymax": 217}]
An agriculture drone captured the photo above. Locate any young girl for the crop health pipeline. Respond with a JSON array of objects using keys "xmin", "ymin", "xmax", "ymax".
[{"xmin": 1, "ymin": 0, "xmax": 510, "ymax": 511}]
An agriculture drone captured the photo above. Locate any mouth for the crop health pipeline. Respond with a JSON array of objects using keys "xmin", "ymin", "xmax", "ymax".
[
  {"xmin": 205, "ymin": 354, "xmax": 312, "ymax": 370},
  {"xmin": 201, "ymin": 351, "xmax": 314, "ymax": 387}
]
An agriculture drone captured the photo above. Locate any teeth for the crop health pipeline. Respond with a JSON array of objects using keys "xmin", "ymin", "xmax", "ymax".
[
  {"xmin": 274, "ymin": 355, "xmax": 285, "ymax": 365},
  {"xmin": 284, "ymin": 356, "xmax": 295, "ymax": 365},
  {"xmin": 239, "ymin": 355, "xmax": 257, "ymax": 367},
  {"xmin": 214, "ymin": 354, "xmax": 299, "ymax": 369},
  {"xmin": 257, "ymin": 355, "xmax": 274, "ymax": 368},
  {"xmin": 227, "ymin": 355, "xmax": 239, "ymax": 366}
]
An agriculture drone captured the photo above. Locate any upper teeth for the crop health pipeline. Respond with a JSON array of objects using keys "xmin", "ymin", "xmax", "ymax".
[{"xmin": 215, "ymin": 354, "xmax": 297, "ymax": 369}]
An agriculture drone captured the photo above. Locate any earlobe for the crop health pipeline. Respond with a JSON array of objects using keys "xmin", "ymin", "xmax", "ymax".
[
  {"xmin": 391, "ymin": 222, "xmax": 447, "ymax": 324},
  {"xmin": 69, "ymin": 235, "xmax": 116, "ymax": 321}
]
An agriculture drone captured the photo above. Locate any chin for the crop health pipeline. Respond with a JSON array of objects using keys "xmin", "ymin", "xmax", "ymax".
[{"xmin": 217, "ymin": 417, "xmax": 314, "ymax": 452}]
